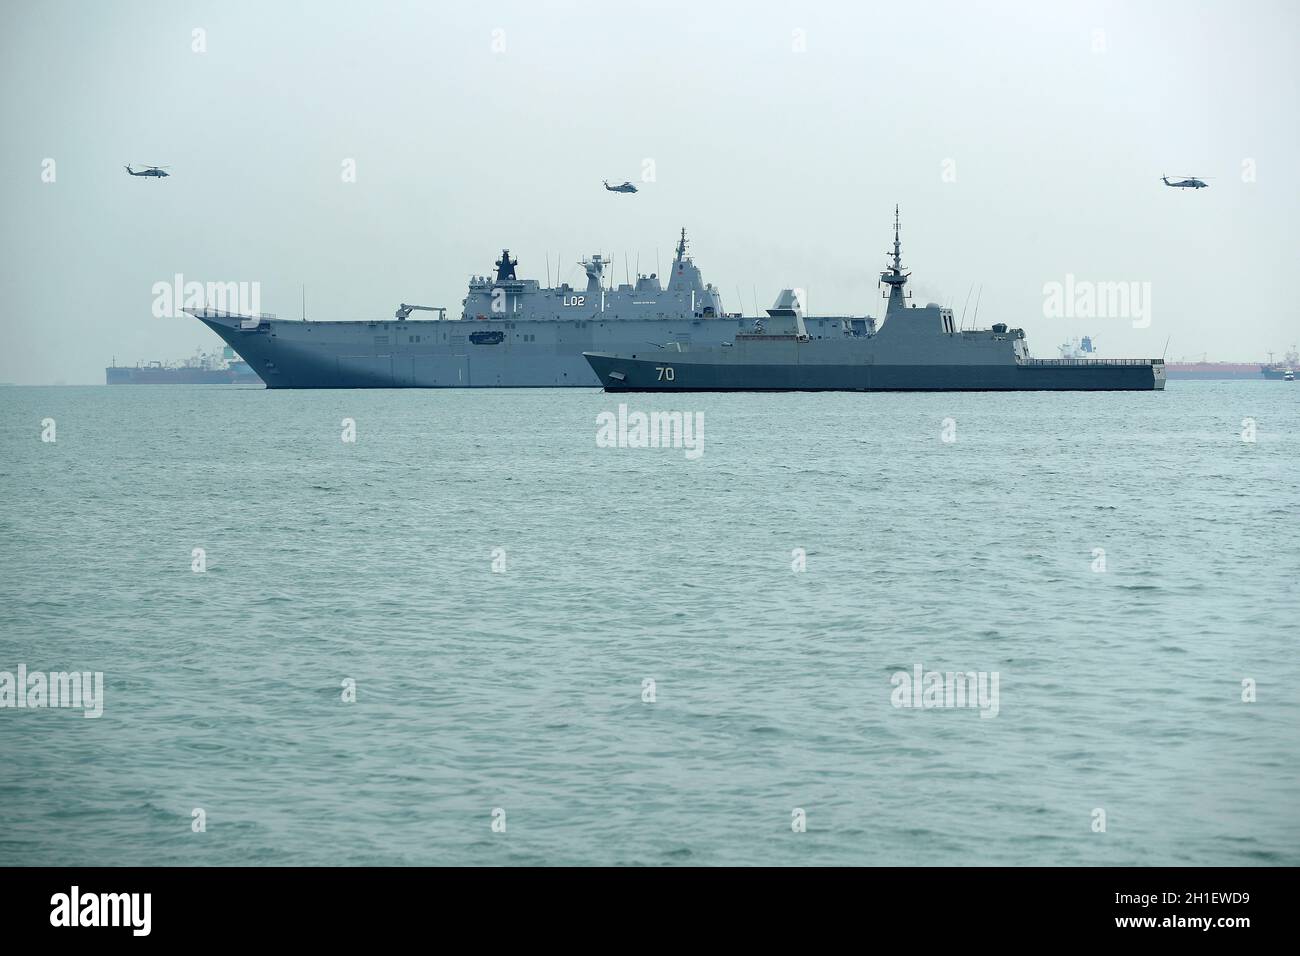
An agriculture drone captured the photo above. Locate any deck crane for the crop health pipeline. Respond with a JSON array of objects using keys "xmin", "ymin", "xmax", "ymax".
[{"xmin": 394, "ymin": 303, "xmax": 448, "ymax": 321}]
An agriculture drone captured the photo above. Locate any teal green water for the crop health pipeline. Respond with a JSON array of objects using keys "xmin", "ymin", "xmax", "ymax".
[{"xmin": 1, "ymin": 382, "xmax": 1297, "ymax": 866}]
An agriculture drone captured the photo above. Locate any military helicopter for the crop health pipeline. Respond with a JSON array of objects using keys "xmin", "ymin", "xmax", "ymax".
[
  {"xmin": 125, "ymin": 165, "xmax": 170, "ymax": 178},
  {"xmin": 603, "ymin": 180, "xmax": 638, "ymax": 193},
  {"xmin": 1162, "ymin": 175, "xmax": 1208, "ymax": 189}
]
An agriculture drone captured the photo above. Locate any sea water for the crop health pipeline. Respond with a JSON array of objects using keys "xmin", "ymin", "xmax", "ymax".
[{"xmin": 0, "ymin": 382, "xmax": 1296, "ymax": 865}]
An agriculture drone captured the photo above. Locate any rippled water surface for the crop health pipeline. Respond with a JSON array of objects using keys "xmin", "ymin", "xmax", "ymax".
[{"xmin": 1, "ymin": 382, "xmax": 1297, "ymax": 866}]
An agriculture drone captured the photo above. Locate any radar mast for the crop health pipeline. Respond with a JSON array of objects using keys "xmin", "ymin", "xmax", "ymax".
[
  {"xmin": 879, "ymin": 205, "xmax": 911, "ymax": 314},
  {"xmin": 495, "ymin": 250, "xmax": 518, "ymax": 282}
]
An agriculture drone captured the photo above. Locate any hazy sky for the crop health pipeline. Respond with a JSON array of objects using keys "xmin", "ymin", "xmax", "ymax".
[{"xmin": 2, "ymin": 0, "xmax": 1297, "ymax": 383}]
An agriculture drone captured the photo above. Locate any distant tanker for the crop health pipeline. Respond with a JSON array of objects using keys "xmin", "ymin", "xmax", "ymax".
[
  {"xmin": 106, "ymin": 347, "xmax": 262, "ymax": 385},
  {"xmin": 1164, "ymin": 348, "xmax": 1297, "ymax": 380}
]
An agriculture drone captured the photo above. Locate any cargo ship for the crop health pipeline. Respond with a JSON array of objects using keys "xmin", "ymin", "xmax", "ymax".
[
  {"xmin": 106, "ymin": 347, "xmax": 262, "ymax": 385},
  {"xmin": 1163, "ymin": 348, "xmax": 1297, "ymax": 380},
  {"xmin": 1261, "ymin": 348, "xmax": 1299, "ymax": 380},
  {"xmin": 1164, "ymin": 361, "xmax": 1268, "ymax": 381}
]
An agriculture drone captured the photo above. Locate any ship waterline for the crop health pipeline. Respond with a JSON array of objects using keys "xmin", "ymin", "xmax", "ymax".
[
  {"xmin": 192, "ymin": 310, "xmax": 760, "ymax": 388},
  {"xmin": 584, "ymin": 353, "xmax": 1166, "ymax": 392}
]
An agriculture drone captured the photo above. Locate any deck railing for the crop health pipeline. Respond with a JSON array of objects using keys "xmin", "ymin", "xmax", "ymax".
[
  {"xmin": 190, "ymin": 308, "xmax": 277, "ymax": 320},
  {"xmin": 1018, "ymin": 357, "xmax": 1163, "ymax": 366}
]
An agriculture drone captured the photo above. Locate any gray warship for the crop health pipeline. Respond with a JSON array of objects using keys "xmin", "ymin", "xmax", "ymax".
[
  {"xmin": 583, "ymin": 210, "xmax": 1166, "ymax": 392},
  {"xmin": 186, "ymin": 230, "xmax": 874, "ymax": 388}
]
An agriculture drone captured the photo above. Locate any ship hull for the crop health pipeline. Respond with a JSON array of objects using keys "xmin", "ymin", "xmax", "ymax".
[
  {"xmin": 105, "ymin": 367, "xmax": 260, "ymax": 385},
  {"xmin": 192, "ymin": 312, "xmax": 835, "ymax": 388},
  {"xmin": 584, "ymin": 354, "xmax": 1166, "ymax": 392},
  {"xmin": 1166, "ymin": 364, "xmax": 1266, "ymax": 380}
]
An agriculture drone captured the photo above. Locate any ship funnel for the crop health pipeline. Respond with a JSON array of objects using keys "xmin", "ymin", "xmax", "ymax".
[
  {"xmin": 768, "ymin": 288, "xmax": 805, "ymax": 319},
  {"xmin": 765, "ymin": 289, "xmax": 809, "ymax": 339}
]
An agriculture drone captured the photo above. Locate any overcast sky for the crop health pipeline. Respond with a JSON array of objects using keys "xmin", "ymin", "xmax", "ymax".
[{"xmin": 2, "ymin": 0, "xmax": 1297, "ymax": 383}]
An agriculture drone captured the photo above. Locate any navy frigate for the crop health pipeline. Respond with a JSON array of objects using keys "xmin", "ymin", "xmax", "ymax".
[
  {"xmin": 583, "ymin": 210, "xmax": 1166, "ymax": 392},
  {"xmin": 186, "ymin": 231, "xmax": 874, "ymax": 388}
]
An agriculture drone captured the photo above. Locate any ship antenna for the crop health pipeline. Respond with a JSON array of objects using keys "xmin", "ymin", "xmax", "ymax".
[
  {"xmin": 879, "ymin": 204, "xmax": 911, "ymax": 312},
  {"xmin": 971, "ymin": 284, "xmax": 983, "ymax": 327},
  {"xmin": 676, "ymin": 227, "xmax": 688, "ymax": 262},
  {"xmin": 959, "ymin": 282, "xmax": 974, "ymax": 328},
  {"xmin": 891, "ymin": 204, "xmax": 902, "ymax": 273},
  {"xmin": 546, "ymin": 253, "xmax": 551, "ymax": 287}
]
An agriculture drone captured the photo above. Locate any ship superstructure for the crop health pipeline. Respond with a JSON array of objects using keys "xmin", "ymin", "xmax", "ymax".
[
  {"xmin": 1261, "ymin": 347, "xmax": 1299, "ymax": 380},
  {"xmin": 462, "ymin": 230, "xmax": 723, "ymax": 322}
]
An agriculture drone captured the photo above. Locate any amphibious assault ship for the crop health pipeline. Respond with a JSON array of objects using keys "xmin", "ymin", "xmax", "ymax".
[
  {"xmin": 186, "ymin": 230, "xmax": 872, "ymax": 388},
  {"xmin": 583, "ymin": 210, "xmax": 1166, "ymax": 392}
]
